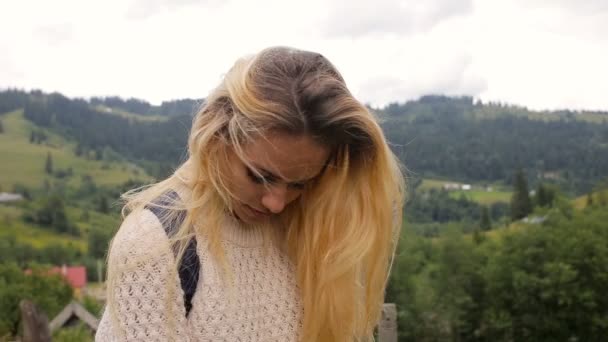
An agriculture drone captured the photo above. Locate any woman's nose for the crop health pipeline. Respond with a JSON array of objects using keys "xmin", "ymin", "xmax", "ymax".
[{"xmin": 261, "ymin": 184, "xmax": 287, "ymax": 214}]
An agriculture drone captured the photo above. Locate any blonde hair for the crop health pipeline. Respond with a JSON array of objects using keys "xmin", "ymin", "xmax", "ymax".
[{"xmin": 105, "ymin": 46, "xmax": 405, "ymax": 341}]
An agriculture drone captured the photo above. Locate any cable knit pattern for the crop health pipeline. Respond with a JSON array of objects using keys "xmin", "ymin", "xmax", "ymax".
[{"xmin": 96, "ymin": 208, "xmax": 302, "ymax": 341}]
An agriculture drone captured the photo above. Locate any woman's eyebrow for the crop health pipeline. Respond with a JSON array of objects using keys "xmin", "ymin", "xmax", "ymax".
[{"xmin": 251, "ymin": 163, "xmax": 316, "ymax": 184}]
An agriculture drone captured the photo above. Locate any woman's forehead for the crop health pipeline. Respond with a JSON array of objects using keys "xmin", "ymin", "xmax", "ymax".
[{"xmin": 244, "ymin": 132, "xmax": 330, "ymax": 183}]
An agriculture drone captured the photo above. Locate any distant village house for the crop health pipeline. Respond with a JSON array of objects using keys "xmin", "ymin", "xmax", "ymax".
[
  {"xmin": 0, "ymin": 192, "xmax": 24, "ymax": 203},
  {"xmin": 50, "ymin": 265, "xmax": 88, "ymax": 297},
  {"xmin": 25, "ymin": 265, "xmax": 88, "ymax": 297},
  {"xmin": 442, "ymin": 183, "xmax": 472, "ymax": 191}
]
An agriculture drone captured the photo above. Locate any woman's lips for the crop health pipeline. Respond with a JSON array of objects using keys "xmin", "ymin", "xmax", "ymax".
[{"xmin": 246, "ymin": 204, "xmax": 270, "ymax": 218}]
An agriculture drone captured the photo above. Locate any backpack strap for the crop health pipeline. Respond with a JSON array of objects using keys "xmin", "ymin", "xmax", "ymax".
[{"xmin": 146, "ymin": 190, "xmax": 200, "ymax": 317}]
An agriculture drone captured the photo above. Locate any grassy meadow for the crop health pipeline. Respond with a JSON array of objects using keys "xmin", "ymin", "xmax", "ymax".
[
  {"xmin": 92, "ymin": 105, "xmax": 168, "ymax": 122},
  {"xmin": 0, "ymin": 205, "xmax": 86, "ymax": 250},
  {"xmin": 418, "ymin": 177, "xmax": 512, "ymax": 205},
  {"xmin": 0, "ymin": 110, "xmax": 151, "ymax": 190}
]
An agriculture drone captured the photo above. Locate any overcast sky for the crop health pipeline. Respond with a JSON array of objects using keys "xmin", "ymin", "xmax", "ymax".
[{"xmin": 1, "ymin": 0, "xmax": 607, "ymax": 111}]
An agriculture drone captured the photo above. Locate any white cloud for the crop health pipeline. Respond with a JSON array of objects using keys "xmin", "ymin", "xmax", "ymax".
[
  {"xmin": 516, "ymin": 0, "xmax": 608, "ymax": 13},
  {"xmin": 348, "ymin": 46, "xmax": 487, "ymax": 107},
  {"xmin": 0, "ymin": 0, "xmax": 606, "ymax": 111},
  {"xmin": 470, "ymin": 0, "xmax": 608, "ymax": 110},
  {"xmin": 34, "ymin": 23, "xmax": 74, "ymax": 46},
  {"xmin": 126, "ymin": 0, "xmax": 223, "ymax": 20},
  {"xmin": 323, "ymin": 0, "xmax": 473, "ymax": 37}
]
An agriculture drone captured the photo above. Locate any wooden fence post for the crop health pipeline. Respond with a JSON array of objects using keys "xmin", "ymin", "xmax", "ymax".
[
  {"xmin": 378, "ymin": 303, "xmax": 397, "ymax": 342},
  {"xmin": 19, "ymin": 300, "xmax": 51, "ymax": 342}
]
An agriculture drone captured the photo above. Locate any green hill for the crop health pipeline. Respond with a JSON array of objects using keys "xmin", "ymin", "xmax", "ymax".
[
  {"xmin": 573, "ymin": 189, "xmax": 608, "ymax": 209},
  {"xmin": 3, "ymin": 90, "xmax": 608, "ymax": 193},
  {"xmin": 380, "ymin": 95, "xmax": 608, "ymax": 194},
  {"xmin": 0, "ymin": 110, "xmax": 151, "ymax": 190},
  {"xmin": 0, "ymin": 205, "xmax": 86, "ymax": 250},
  {"xmin": 0, "ymin": 109, "xmax": 150, "ymax": 254},
  {"xmin": 1, "ymin": 90, "xmax": 606, "ymax": 252}
]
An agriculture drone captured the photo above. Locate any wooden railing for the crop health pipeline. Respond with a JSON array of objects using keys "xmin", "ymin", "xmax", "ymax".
[
  {"xmin": 19, "ymin": 299, "xmax": 398, "ymax": 342},
  {"xmin": 378, "ymin": 303, "xmax": 398, "ymax": 342}
]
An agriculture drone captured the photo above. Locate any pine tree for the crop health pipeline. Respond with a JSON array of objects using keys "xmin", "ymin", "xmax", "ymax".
[
  {"xmin": 80, "ymin": 209, "xmax": 90, "ymax": 222},
  {"xmin": 594, "ymin": 178, "xmax": 608, "ymax": 206},
  {"xmin": 46, "ymin": 195, "xmax": 72, "ymax": 234},
  {"xmin": 598, "ymin": 191, "xmax": 607, "ymax": 207},
  {"xmin": 98, "ymin": 196, "xmax": 109, "ymax": 214},
  {"xmin": 510, "ymin": 169, "xmax": 532, "ymax": 221},
  {"xmin": 536, "ymin": 184, "xmax": 547, "ymax": 207},
  {"xmin": 472, "ymin": 229, "xmax": 485, "ymax": 244},
  {"xmin": 75, "ymin": 143, "xmax": 83, "ymax": 157},
  {"xmin": 586, "ymin": 192, "xmax": 594, "ymax": 207},
  {"xmin": 480, "ymin": 206, "xmax": 492, "ymax": 231},
  {"xmin": 45, "ymin": 152, "xmax": 53, "ymax": 174},
  {"xmin": 536, "ymin": 183, "xmax": 555, "ymax": 208}
]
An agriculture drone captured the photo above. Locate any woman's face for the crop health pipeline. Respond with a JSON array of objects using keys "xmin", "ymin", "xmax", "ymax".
[{"xmin": 226, "ymin": 131, "xmax": 330, "ymax": 225}]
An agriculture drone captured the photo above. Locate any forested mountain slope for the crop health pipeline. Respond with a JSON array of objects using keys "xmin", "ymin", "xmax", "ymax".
[{"xmin": 2, "ymin": 90, "xmax": 607, "ymax": 192}]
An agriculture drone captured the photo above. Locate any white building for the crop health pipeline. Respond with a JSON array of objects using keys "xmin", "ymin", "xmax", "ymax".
[{"xmin": 0, "ymin": 192, "xmax": 24, "ymax": 203}]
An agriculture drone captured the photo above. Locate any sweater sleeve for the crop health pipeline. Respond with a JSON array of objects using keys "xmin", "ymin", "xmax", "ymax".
[{"xmin": 95, "ymin": 209, "xmax": 190, "ymax": 341}]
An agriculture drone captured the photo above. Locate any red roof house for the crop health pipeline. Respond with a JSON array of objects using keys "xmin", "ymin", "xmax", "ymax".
[{"xmin": 49, "ymin": 265, "xmax": 87, "ymax": 289}]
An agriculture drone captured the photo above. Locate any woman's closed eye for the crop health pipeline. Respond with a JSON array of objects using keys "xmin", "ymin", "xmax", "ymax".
[
  {"xmin": 246, "ymin": 167, "xmax": 307, "ymax": 189},
  {"xmin": 288, "ymin": 182, "xmax": 306, "ymax": 190},
  {"xmin": 246, "ymin": 167, "xmax": 268, "ymax": 184}
]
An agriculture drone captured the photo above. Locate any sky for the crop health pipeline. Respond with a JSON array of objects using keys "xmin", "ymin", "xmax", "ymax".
[{"xmin": 0, "ymin": 0, "xmax": 607, "ymax": 111}]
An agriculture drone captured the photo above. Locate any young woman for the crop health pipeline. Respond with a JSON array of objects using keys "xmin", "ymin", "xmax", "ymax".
[{"xmin": 96, "ymin": 46, "xmax": 405, "ymax": 341}]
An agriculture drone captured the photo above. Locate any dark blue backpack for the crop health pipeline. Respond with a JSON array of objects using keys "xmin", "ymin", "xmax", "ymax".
[{"xmin": 146, "ymin": 191, "xmax": 200, "ymax": 317}]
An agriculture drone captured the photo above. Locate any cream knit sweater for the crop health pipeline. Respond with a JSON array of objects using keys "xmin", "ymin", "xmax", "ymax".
[{"xmin": 95, "ymin": 203, "xmax": 303, "ymax": 341}]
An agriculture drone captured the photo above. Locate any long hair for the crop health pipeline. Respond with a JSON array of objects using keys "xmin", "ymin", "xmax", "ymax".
[{"xmin": 105, "ymin": 46, "xmax": 405, "ymax": 341}]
